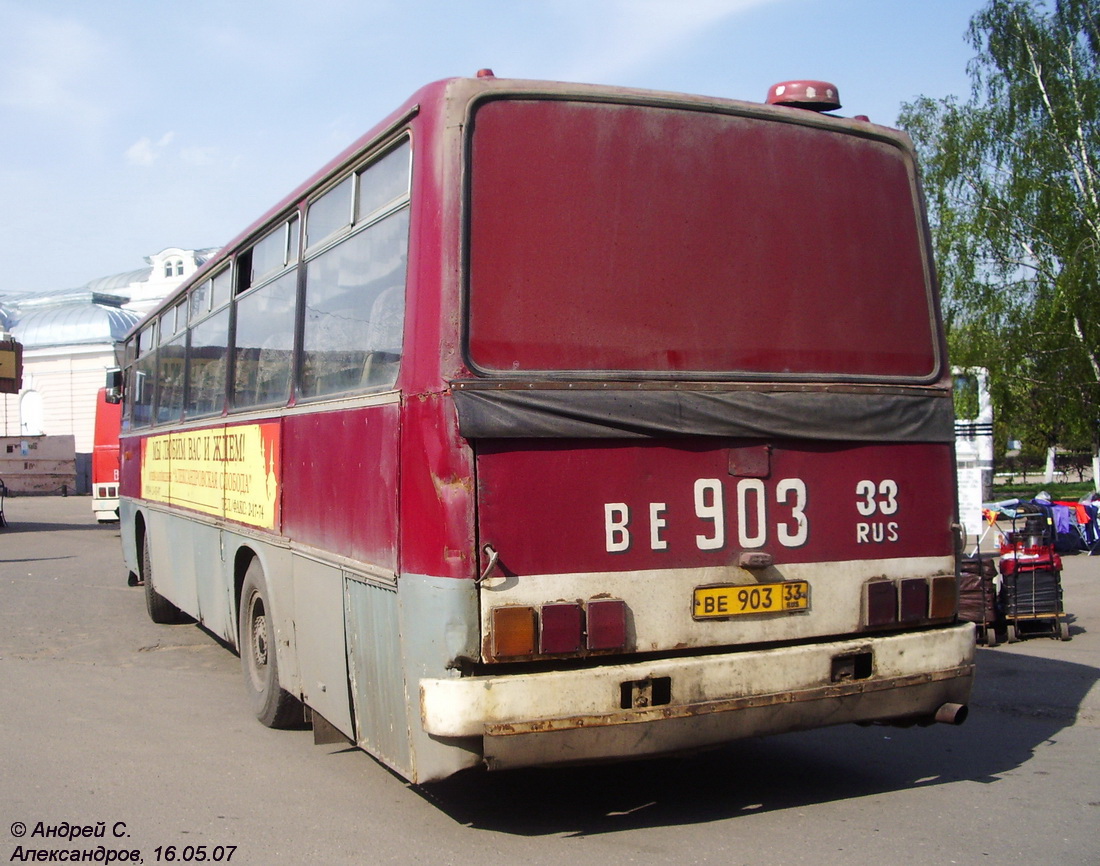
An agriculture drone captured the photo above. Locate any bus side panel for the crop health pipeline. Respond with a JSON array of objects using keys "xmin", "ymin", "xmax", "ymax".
[
  {"xmin": 291, "ymin": 556, "xmax": 355, "ymax": 738},
  {"xmin": 119, "ymin": 498, "xmax": 140, "ymax": 579},
  {"xmin": 345, "ymin": 578, "xmax": 408, "ymax": 772},
  {"xmin": 399, "ymin": 393, "xmax": 476, "ymax": 580},
  {"xmin": 144, "ymin": 506, "xmax": 200, "ymax": 616},
  {"xmin": 281, "ymin": 403, "xmax": 399, "ymax": 571},
  {"xmin": 396, "ymin": 573, "xmax": 483, "ymax": 783},
  {"xmin": 133, "ymin": 504, "xmax": 235, "ymax": 643},
  {"xmin": 119, "ymin": 436, "xmax": 141, "ymax": 505},
  {"xmin": 192, "ymin": 521, "xmax": 234, "ymax": 642}
]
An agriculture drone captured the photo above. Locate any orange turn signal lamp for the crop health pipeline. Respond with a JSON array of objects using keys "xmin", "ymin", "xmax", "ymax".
[{"xmin": 491, "ymin": 598, "xmax": 627, "ymax": 660}]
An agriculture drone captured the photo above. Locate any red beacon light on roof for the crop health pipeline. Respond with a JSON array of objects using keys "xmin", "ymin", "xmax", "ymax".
[{"xmin": 767, "ymin": 80, "xmax": 841, "ymax": 113}]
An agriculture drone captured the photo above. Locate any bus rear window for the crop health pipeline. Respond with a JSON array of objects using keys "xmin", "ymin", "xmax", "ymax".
[{"xmin": 467, "ymin": 99, "xmax": 938, "ymax": 380}]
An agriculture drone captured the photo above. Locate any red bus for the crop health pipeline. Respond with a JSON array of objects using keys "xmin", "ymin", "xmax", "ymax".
[
  {"xmin": 115, "ymin": 73, "xmax": 974, "ymax": 783},
  {"xmin": 93, "ymin": 386, "xmax": 122, "ymax": 522}
]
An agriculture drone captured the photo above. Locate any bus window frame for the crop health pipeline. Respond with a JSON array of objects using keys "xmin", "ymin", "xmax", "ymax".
[
  {"xmin": 295, "ymin": 135, "xmax": 412, "ymax": 404},
  {"xmin": 230, "ymin": 261, "xmax": 298, "ymax": 412},
  {"xmin": 154, "ymin": 330, "xmax": 188, "ymax": 424},
  {"xmin": 185, "ymin": 302, "xmax": 232, "ymax": 419},
  {"xmin": 128, "ymin": 323, "xmax": 158, "ymax": 430},
  {"xmin": 305, "ymin": 175, "xmax": 355, "ymax": 254}
]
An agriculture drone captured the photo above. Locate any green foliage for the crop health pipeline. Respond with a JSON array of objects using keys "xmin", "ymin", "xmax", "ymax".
[
  {"xmin": 953, "ymin": 371, "xmax": 982, "ymax": 419},
  {"xmin": 899, "ymin": 0, "xmax": 1100, "ymax": 467},
  {"xmin": 993, "ymin": 480, "xmax": 1095, "ymax": 498}
]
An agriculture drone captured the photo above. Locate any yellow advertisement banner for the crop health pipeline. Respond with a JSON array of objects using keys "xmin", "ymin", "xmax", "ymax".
[{"xmin": 141, "ymin": 422, "xmax": 280, "ymax": 530}]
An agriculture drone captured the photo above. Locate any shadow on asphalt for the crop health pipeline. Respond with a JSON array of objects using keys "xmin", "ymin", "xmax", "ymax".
[
  {"xmin": 0, "ymin": 519, "xmax": 114, "ymax": 534},
  {"xmin": 412, "ymin": 649, "xmax": 1098, "ymax": 837}
]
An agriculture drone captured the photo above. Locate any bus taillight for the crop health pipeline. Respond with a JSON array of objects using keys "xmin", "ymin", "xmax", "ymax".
[
  {"xmin": 491, "ymin": 598, "xmax": 628, "ymax": 660},
  {"xmin": 930, "ymin": 576, "xmax": 959, "ymax": 619},
  {"xmin": 491, "ymin": 606, "xmax": 537, "ymax": 657},
  {"xmin": 863, "ymin": 576, "xmax": 958, "ymax": 629},
  {"xmin": 586, "ymin": 599, "xmax": 627, "ymax": 651},
  {"xmin": 540, "ymin": 603, "xmax": 584, "ymax": 654}
]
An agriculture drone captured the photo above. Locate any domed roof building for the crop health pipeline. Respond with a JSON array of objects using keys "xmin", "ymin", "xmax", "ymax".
[
  {"xmin": 0, "ymin": 301, "xmax": 16, "ymax": 333},
  {"xmin": 13, "ymin": 293, "xmax": 140, "ymax": 349},
  {"xmin": 0, "ymin": 247, "xmax": 215, "ymax": 495}
]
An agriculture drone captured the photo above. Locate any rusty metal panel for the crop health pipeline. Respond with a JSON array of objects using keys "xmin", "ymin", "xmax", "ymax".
[{"xmin": 344, "ymin": 575, "xmax": 409, "ymax": 775}]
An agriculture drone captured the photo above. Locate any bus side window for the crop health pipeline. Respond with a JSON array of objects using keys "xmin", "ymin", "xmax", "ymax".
[
  {"xmin": 235, "ymin": 249, "xmax": 254, "ymax": 295},
  {"xmin": 210, "ymin": 267, "xmax": 232, "ymax": 310},
  {"xmin": 156, "ymin": 333, "xmax": 187, "ymax": 424},
  {"xmin": 189, "ymin": 279, "xmax": 211, "ymax": 322},
  {"xmin": 300, "ymin": 206, "xmax": 409, "ymax": 398},
  {"xmin": 357, "ymin": 140, "xmax": 410, "ymax": 221},
  {"xmin": 306, "ymin": 176, "xmax": 354, "ymax": 250},
  {"xmin": 186, "ymin": 306, "xmax": 230, "ymax": 417},
  {"xmin": 232, "ymin": 269, "xmax": 297, "ymax": 408},
  {"xmin": 130, "ymin": 327, "xmax": 156, "ymax": 429}
]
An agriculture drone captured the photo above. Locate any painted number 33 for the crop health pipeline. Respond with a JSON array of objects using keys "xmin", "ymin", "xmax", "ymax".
[{"xmin": 855, "ymin": 479, "xmax": 900, "ymax": 544}]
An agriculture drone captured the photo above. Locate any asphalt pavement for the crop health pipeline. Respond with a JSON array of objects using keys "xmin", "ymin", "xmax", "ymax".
[{"xmin": 1, "ymin": 495, "xmax": 1098, "ymax": 865}]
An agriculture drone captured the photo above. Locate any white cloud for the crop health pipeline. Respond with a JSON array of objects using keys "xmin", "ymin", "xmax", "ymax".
[
  {"xmin": 125, "ymin": 133, "xmax": 176, "ymax": 166},
  {"xmin": 124, "ymin": 138, "xmax": 156, "ymax": 167}
]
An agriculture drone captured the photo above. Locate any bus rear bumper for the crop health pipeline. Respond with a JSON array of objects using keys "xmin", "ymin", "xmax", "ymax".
[{"xmin": 420, "ymin": 624, "xmax": 975, "ymax": 770}]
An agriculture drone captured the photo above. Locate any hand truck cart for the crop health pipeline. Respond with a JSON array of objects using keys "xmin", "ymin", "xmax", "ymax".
[{"xmin": 998, "ymin": 508, "xmax": 1071, "ymax": 642}]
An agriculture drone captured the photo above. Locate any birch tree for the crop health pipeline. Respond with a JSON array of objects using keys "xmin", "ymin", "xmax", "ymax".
[{"xmin": 899, "ymin": 0, "xmax": 1100, "ymax": 488}]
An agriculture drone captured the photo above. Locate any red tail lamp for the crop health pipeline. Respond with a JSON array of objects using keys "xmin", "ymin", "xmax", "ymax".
[
  {"xmin": 865, "ymin": 580, "xmax": 898, "ymax": 627},
  {"xmin": 899, "ymin": 578, "xmax": 930, "ymax": 623},
  {"xmin": 540, "ymin": 602, "xmax": 584, "ymax": 654},
  {"xmin": 587, "ymin": 599, "xmax": 627, "ymax": 651}
]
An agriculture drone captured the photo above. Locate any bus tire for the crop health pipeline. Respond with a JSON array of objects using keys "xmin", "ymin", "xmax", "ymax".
[
  {"xmin": 239, "ymin": 559, "xmax": 302, "ymax": 728},
  {"xmin": 142, "ymin": 534, "xmax": 188, "ymax": 625}
]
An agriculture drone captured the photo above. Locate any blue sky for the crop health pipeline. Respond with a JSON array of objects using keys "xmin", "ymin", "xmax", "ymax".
[{"xmin": 0, "ymin": 0, "xmax": 986, "ymax": 293}]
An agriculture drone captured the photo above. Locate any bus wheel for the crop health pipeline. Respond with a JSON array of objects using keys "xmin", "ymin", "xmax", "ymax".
[
  {"xmin": 142, "ymin": 535, "xmax": 187, "ymax": 625},
  {"xmin": 239, "ymin": 559, "xmax": 302, "ymax": 728}
]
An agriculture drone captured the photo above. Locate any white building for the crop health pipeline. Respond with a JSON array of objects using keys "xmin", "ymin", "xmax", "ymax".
[{"xmin": 0, "ymin": 247, "xmax": 216, "ymax": 492}]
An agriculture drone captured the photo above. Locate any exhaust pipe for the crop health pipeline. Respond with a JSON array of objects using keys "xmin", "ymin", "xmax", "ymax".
[{"xmin": 935, "ymin": 702, "xmax": 968, "ymax": 725}]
